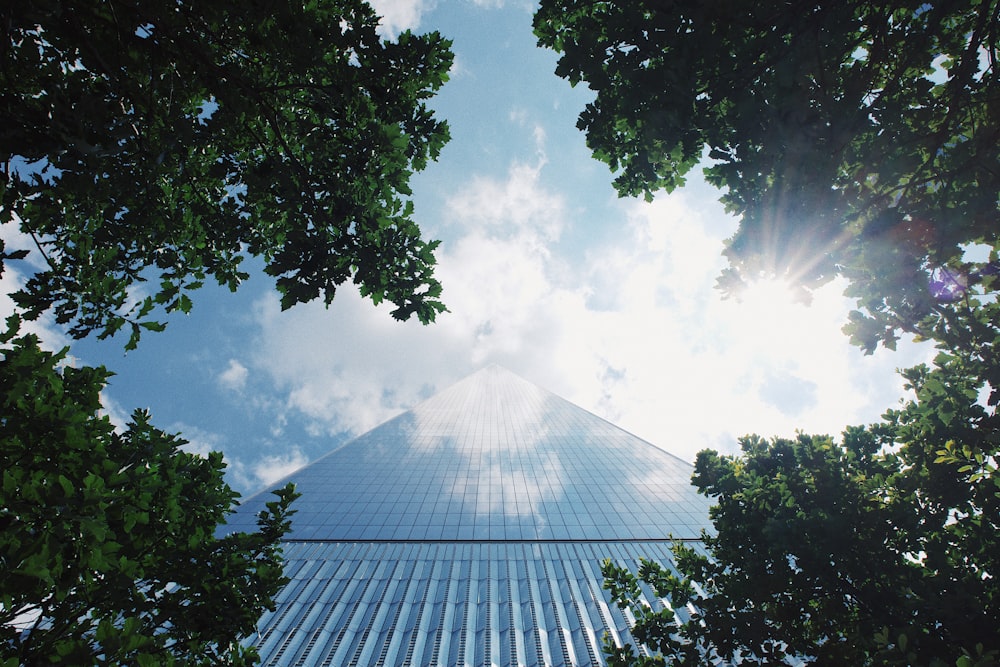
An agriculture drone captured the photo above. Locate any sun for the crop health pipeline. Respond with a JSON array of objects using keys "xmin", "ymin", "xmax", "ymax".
[
  {"xmin": 721, "ymin": 273, "xmax": 849, "ymax": 366},
  {"xmin": 734, "ymin": 276, "xmax": 812, "ymax": 320},
  {"xmin": 715, "ymin": 271, "xmax": 873, "ymax": 425}
]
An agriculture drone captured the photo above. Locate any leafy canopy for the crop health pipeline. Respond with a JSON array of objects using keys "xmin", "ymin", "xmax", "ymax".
[
  {"xmin": 0, "ymin": 320, "xmax": 300, "ymax": 666},
  {"xmin": 534, "ymin": 1, "xmax": 1000, "ymax": 664},
  {"xmin": 535, "ymin": 0, "xmax": 999, "ymax": 353},
  {"xmin": 1, "ymin": 0, "xmax": 453, "ymax": 349},
  {"xmin": 605, "ymin": 368, "xmax": 999, "ymax": 666}
]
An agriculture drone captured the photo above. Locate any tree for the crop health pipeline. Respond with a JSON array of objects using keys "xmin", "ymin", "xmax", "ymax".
[
  {"xmin": 1, "ymin": 319, "xmax": 300, "ymax": 666},
  {"xmin": 535, "ymin": 0, "xmax": 999, "ymax": 354},
  {"xmin": 2, "ymin": 0, "xmax": 453, "ymax": 349},
  {"xmin": 604, "ymin": 379, "xmax": 1000, "ymax": 665},
  {"xmin": 534, "ymin": 2, "xmax": 1000, "ymax": 663}
]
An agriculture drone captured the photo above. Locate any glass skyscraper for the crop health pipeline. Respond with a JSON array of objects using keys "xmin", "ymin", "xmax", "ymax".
[{"xmin": 225, "ymin": 365, "xmax": 714, "ymax": 666}]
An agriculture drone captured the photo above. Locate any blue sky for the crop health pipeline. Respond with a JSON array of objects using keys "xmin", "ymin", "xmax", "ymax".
[{"xmin": 2, "ymin": 0, "xmax": 934, "ymax": 496}]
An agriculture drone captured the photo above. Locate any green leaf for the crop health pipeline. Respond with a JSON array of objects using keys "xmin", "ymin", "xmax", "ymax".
[
  {"xmin": 0, "ymin": 334, "xmax": 297, "ymax": 663},
  {"xmin": 4, "ymin": 0, "xmax": 452, "ymax": 347},
  {"xmin": 139, "ymin": 321, "xmax": 167, "ymax": 333}
]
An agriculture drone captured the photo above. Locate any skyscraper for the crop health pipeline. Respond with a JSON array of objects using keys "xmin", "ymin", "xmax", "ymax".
[{"xmin": 226, "ymin": 365, "xmax": 714, "ymax": 666}]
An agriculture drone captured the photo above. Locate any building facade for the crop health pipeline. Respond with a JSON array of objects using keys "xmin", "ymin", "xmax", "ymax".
[{"xmin": 225, "ymin": 365, "xmax": 714, "ymax": 666}]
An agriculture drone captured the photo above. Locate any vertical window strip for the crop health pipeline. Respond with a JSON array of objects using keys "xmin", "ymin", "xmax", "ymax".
[
  {"xmin": 539, "ymin": 554, "xmax": 575, "ymax": 667},
  {"xmin": 508, "ymin": 556, "xmax": 529, "ymax": 667},
  {"xmin": 376, "ymin": 558, "xmax": 419, "ymax": 665},
  {"xmin": 562, "ymin": 550, "xmax": 602, "ymax": 666},
  {"xmin": 253, "ymin": 557, "xmax": 305, "ymax": 650},
  {"xmin": 401, "ymin": 557, "xmax": 436, "ymax": 667},
  {"xmin": 427, "ymin": 559, "xmax": 456, "ymax": 666},
  {"xmin": 524, "ymin": 552, "xmax": 551, "ymax": 666},
  {"xmin": 503, "ymin": 559, "xmax": 518, "ymax": 667},
  {"xmin": 347, "ymin": 559, "xmax": 404, "ymax": 667},
  {"xmin": 320, "ymin": 561, "xmax": 379, "ymax": 667},
  {"xmin": 455, "ymin": 556, "xmax": 474, "ymax": 667},
  {"xmin": 262, "ymin": 553, "xmax": 352, "ymax": 665},
  {"xmin": 578, "ymin": 547, "xmax": 624, "ymax": 656},
  {"xmin": 483, "ymin": 557, "xmax": 493, "ymax": 667},
  {"xmin": 290, "ymin": 575, "xmax": 340, "ymax": 667}
]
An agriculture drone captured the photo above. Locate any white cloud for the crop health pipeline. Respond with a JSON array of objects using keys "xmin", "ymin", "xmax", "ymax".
[
  {"xmin": 469, "ymin": 0, "xmax": 533, "ymax": 9},
  {"xmin": 445, "ymin": 158, "xmax": 563, "ymax": 241},
  {"xmin": 169, "ymin": 423, "xmax": 307, "ymax": 493},
  {"xmin": 0, "ymin": 216, "xmax": 149, "ymax": 351},
  {"xmin": 368, "ymin": 0, "xmax": 434, "ymax": 37},
  {"xmin": 241, "ymin": 153, "xmax": 579, "ymax": 441},
  {"xmin": 173, "ymin": 423, "xmax": 224, "ymax": 457},
  {"xmin": 248, "ymin": 288, "xmax": 462, "ymax": 437},
  {"xmin": 218, "ymin": 358, "xmax": 249, "ymax": 393},
  {"xmin": 99, "ymin": 391, "xmax": 133, "ymax": 433},
  {"xmin": 0, "ymin": 222, "xmax": 69, "ymax": 350},
  {"xmin": 237, "ymin": 145, "xmax": 935, "ymax": 468},
  {"xmin": 249, "ymin": 447, "xmax": 311, "ymax": 488},
  {"xmin": 551, "ymin": 191, "xmax": 934, "ymax": 459}
]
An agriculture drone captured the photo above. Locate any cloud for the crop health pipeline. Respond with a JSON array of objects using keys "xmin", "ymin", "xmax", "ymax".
[
  {"xmin": 368, "ymin": 0, "xmax": 434, "ymax": 37},
  {"xmin": 0, "ymin": 222, "xmax": 69, "ymax": 350},
  {"xmin": 236, "ymin": 137, "xmax": 934, "ymax": 469},
  {"xmin": 249, "ymin": 448, "xmax": 311, "ymax": 488},
  {"xmin": 218, "ymin": 358, "xmax": 249, "ymax": 393},
  {"xmin": 247, "ymin": 287, "xmax": 463, "ymax": 439},
  {"xmin": 564, "ymin": 191, "xmax": 934, "ymax": 455},
  {"xmin": 445, "ymin": 158, "xmax": 562, "ymax": 241},
  {"xmin": 1, "ymin": 216, "xmax": 149, "ymax": 350},
  {"xmin": 168, "ymin": 421, "xmax": 306, "ymax": 493},
  {"xmin": 241, "ymin": 150, "xmax": 579, "ymax": 442},
  {"xmin": 444, "ymin": 179, "xmax": 934, "ymax": 460},
  {"xmin": 469, "ymin": 0, "xmax": 534, "ymax": 9},
  {"xmin": 758, "ymin": 368, "xmax": 819, "ymax": 417},
  {"xmin": 99, "ymin": 391, "xmax": 133, "ymax": 433}
]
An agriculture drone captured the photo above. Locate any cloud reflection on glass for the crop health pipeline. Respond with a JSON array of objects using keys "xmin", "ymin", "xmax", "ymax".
[{"xmin": 225, "ymin": 366, "xmax": 713, "ymax": 542}]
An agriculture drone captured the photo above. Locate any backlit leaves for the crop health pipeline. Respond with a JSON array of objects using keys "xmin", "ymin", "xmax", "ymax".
[
  {"xmin": 2, "ymin": 0, "xmax": 453, "ymax": 348},
  {"xmin": 535, "ymin": 0, "xmax": 1000, "ymax": 353},
  {"xmin": 537, "ymin": 4, "xmax": 1000, "ymax": 662},
  {"xmin": 0, "ymin": 322, "xmax": 300, "ymax": 665}
]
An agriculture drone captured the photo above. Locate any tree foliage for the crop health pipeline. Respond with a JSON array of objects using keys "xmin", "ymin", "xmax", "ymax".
[
  {"xmin": 534, "ymin": 2, "xmax": 1000, "ymax": 663},
  {"xmin": 535, "ymin": 0, "xmax": 999, "ymax": 353},
  {"xmin": 605, "ymin": 375, "xmax": 999, "ymax": 665},
  {"xmin": 2, "ymin": 0, "xmax": 453, "ymax": 349},
  {"xmin": 0, "ymin": 320, "xmax": 300, "ymax": 666}
]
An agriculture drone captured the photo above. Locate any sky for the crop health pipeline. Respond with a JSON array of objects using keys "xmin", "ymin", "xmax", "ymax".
[{"xmin": 3, "ymin": 0, "xmax": 936, "ymax": 497}]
